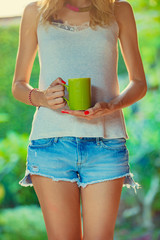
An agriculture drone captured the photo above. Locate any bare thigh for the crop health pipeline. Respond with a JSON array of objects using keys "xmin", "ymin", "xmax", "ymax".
[
  {"xmin": 30, "ymin": 174, "xmax": 82, "ymax": 240},
  {"xmin": 81, "ymin": 176, "xmax": 125, "ymax": 240}
]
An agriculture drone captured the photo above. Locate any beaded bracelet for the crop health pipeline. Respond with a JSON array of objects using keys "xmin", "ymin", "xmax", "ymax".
[{"xmin": 29, "ymin": 88, "xmax": 39, "ymax": 107}]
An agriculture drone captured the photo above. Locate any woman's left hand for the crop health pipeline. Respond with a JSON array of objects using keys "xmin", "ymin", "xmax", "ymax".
[{"xmin": 61, "ymin": 101, "xmax": 115, "ymax": 121}]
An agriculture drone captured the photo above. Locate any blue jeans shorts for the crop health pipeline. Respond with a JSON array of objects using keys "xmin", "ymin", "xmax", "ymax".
[{"xmin": 19, "ymin": 137, "xmax": 141, "ymax": 194}]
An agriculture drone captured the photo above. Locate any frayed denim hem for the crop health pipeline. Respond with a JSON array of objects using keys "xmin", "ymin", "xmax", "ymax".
[
  {"xmin": 19, "ymin": 169, "xmax": 79, "ymax": 187},
  {"xmin": 19, "ymin": 169, "xmax": 141, "ymax": 195},
  {"xmin": 77, "ymin": 172, "xmax": 142, "ymax": 195}
]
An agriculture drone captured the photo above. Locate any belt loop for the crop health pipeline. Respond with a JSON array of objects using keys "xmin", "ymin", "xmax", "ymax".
[
  {"xmin": 96, "ymin": 137, "xmax": 100, "ymax": 145},
  {"xmin": 54, "ymin": 137, "xmax": 59, "ymax": 143}
]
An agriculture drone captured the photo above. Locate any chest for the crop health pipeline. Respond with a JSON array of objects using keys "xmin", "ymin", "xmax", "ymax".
[{"xmin": 53, "ymin": 7, "xmax": 90, "ymax": 26}]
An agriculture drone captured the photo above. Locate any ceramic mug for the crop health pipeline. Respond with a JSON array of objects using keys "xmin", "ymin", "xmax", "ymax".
[{"xmin": 62, "ymin": 78, "xmax": 91, "ymax": 110}]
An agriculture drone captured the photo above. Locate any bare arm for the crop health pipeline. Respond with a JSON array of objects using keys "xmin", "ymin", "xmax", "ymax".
[
  {"xmin": 12, "ymin": 2, "xmax": 42, "ymax": 106},
  {"xmin": 109, "ymin": 0, "xmax": 147, "ymax": 110},
  {"xmin": 12, "ymin": 2, "xmax": 66, "ymax": 109}
]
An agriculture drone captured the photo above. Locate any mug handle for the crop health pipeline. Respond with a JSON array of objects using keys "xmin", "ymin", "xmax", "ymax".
[{"xmin": 62, "ymin": 83, "xmax": 69, "ymax": 106}]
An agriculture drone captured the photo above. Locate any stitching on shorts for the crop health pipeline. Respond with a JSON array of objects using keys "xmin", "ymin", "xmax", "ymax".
[{"xmin": 99, "ymin": 138, "xmax": 127, "ymax": 150}]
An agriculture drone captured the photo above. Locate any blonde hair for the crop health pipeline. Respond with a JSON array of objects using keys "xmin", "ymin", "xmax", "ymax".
[{"xmin": 37, "ymin": 0, "xmax": 116, "ymax": 30}]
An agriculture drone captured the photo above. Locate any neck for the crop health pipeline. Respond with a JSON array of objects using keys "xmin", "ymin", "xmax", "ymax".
[{"xmin": 65, "ymin": 0, "xmax": 91, "ymax": 8}]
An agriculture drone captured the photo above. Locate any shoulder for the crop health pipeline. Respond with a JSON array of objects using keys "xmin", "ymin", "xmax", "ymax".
[
  {"xmin": 21, "ymin": 1, "xmax": 40, "ymax": 31},
  {"xmin": 114, "ymin": 0, "xmax": 135, "ymax": 27},
  {"xmin": 114, "ymin": 0, "xmax": 133, "ymax": 13},
  {"xmin": 23, "ymin": 1, "xmax": 40, "ymax": 16}
]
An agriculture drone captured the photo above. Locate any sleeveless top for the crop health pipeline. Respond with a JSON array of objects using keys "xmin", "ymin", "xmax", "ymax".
[{"xmin": 29, "ymin": 17, "xmax": 129, "ymax": 141}]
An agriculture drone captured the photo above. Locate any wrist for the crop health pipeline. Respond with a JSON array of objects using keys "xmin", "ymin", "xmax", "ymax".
[
  {"xmin": 31, "ymin": 89, "xmax": 44, "ymax": 107},
  {"xmin": 108, "ymin": 99, "xmax": 121, "ymax": 111}
]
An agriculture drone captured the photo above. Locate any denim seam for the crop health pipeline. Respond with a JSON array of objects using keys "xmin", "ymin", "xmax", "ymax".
[
  {"xmin": 99, "ymin": 138, "xmax": 127, "ymax": 150},
  {"xmin": 29, "ymin": 138, "xmax": 54, "ymax": 148}
]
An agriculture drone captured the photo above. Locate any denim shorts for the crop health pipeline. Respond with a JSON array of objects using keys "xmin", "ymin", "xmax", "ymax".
[{"xmin": 19, "ymin": 137, "xmax": 141, "ymax": 194}]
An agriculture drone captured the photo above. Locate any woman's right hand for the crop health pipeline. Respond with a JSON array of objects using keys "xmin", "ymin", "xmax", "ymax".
[{"xmin": 41, "ymin": 77, "xmax": 67, "ymax": 110}]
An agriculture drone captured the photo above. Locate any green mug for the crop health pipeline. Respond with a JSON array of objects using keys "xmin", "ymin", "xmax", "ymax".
[{"xmin": 63, "ymin": 78, "xmax": 91, "ymax": 110}]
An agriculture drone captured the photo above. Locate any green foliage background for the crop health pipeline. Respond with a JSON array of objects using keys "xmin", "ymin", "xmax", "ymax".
[{"xmin": 0, "ymin": 0, "xmax": 160, "ymax": 239}]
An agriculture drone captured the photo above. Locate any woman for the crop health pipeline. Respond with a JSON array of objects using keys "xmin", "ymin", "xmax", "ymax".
[{"xmin": 12, "ymin": 0, "xmax": 147, "ymax": 239}]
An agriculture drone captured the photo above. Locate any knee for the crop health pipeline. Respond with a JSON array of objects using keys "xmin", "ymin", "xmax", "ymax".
[
  {"xmin": 48, "ymin": 231, "xmax": 82, "ymax": 240},
  {"xmin": 48, "ymin": 234, "xmax": 82, "ymax": 240},
  {"xmin": 83, "ymin": 237, "xmax": 113, "ymax": 240},
  {"xmin": 83, "ymin": 230, "xmax": 114, "ymax": 240}
]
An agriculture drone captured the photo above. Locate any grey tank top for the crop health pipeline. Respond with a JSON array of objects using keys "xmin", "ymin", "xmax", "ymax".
[{"xmin": 29, "ymin": 17, "xmax": 129, "ymax": 141}]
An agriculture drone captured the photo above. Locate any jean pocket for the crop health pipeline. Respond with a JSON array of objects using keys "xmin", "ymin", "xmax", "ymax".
[
  {"xmin": 29, "ymin": 138, "xmax": 54, "ymax": 148},
  {"xmin": 100, "ymin": 137, "xmax": 127, "ymax": 150}
]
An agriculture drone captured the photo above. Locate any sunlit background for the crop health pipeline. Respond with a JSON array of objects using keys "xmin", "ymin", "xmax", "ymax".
[
  {"xmin": 0, "ymin": 1, "xmax": 160, "ymax": 239},
  {"xmin": 0, "ymin": 0, "xmax": 32, "ymax": 17}
]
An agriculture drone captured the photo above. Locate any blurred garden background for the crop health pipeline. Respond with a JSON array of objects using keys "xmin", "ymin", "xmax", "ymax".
[{"xmin": 0, "ymin": 0, "xmax": 160, "ymax": 239}]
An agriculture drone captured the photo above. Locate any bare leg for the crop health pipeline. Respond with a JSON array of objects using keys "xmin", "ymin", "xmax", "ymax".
[
  {"xmin": 81, "ymin": 177, "xmax": 125, "ymax": 240},
  {"xmin": 30, "ymin": 174, "xmax": 82, "ymax": 240}
]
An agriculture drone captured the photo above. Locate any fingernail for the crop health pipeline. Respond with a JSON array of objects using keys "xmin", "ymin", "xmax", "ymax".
[
  {"xmin": 61, "ymin": 80, "xmax": 66, "ymax": 84},
  {"xmin": 61, "ymin": 110, "xmax": 69, "ymax": 114},
  {"xmin": 84, "ymin": 111, "xmax": 90, "ymax": 115}
]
